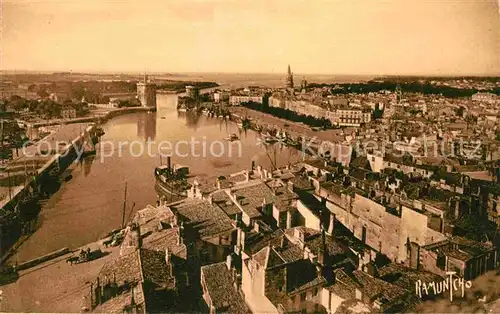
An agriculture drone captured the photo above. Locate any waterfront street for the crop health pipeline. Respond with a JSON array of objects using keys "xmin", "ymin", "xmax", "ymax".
[{"xmin": 0, "ymin": 241, "xmax": 121, "ymax": 313}]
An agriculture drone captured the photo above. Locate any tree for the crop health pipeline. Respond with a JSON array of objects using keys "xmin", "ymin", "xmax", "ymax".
[
  {"xmin": 372, "ymin": 103, "xmax": 384, "ymax": 119},
  {"xmin": 37, "ymin": 90, "xmax": 49, "ymax": 98},
  {"xmin": 455, "ymin": 106, "xmax": 465, "ymax": 117}
]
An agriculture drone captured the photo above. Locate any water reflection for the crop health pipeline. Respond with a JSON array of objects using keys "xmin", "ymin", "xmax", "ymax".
[
  {"xmin": 137, "ymin": 112, "xmax": 157, "ymax": 141},
  {"xmin": 82, "ymin": 154, "xmax": 95, "ymax": 177}
]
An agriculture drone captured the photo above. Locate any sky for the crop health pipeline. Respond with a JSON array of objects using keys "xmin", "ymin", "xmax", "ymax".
[{"xmin": 1, "ymin": 0, "xmax": 500, "ymax": 75}]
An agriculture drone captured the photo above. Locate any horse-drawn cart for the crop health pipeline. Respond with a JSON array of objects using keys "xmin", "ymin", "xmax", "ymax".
[{"xmin": 66, "ymin": 248, "xmax": 104, "ymax": 265}]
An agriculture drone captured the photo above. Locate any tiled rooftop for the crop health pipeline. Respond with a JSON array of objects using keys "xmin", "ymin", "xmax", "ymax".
[
  {"xmin": 201, "ymin": 262, "xmax": 251, "ymax": 313},
  {"xmin": 170, "ymin": 198, "xmax": 235, "ymax": 239},
  {"xmin": 229, "ymin": 181, "xmax": 276, "ymax": 218}
]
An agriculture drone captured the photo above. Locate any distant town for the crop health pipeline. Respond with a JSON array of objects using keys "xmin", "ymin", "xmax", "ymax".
[{"xmin": 0, "ymin": 66, "xmax": 499, "ymax": 314}]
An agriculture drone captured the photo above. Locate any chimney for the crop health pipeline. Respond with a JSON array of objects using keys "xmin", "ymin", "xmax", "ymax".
[
  {"xmin": 232, "ymin": 268, "xmax": 239, "ymax": 290},
  {"xmin": 294, "ymin": 228, "xmax": 305, "ymax": 249},
  {"xmin": 261, "ymin": 198, "xmax": 267, "ymax": 214},
  {"xmin": 327, "ymin": 214, "xmax": 335, "ymax": 235},
  {"xmin": 216, "ymin": 178, "xmax": 222, "ymax": 190},
  {"xmin": 226, "ymin": 254, "xmax": 233, "ymax": 270},
  {"xmin": 167, "ymin": 156, "xmax": 171, "ymax": 170},
  {"xmin": 355, "ymin": 288, "xmax": 363, "ymax": 300},
  {"xmin": 131, "ymin": 223, "xmax": 142, "ymax": 249},
  {"xmin": 165, "ymin": 248, "xmax": 171, "ymax": 264},
  {"xmin": 177, "ymin": 222, "xmax": 184, "ymax": 246},
  {"xmin": 245, "ymin": 170, "xmax": 250, "ymax": 182}
]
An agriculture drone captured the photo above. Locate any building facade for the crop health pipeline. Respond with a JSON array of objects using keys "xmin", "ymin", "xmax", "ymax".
[{"xmin": 229, "ymin": 95, "xmax": 263, "ymax": 106}]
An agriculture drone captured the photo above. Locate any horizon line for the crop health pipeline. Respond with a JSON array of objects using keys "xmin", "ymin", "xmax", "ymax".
[{"xmin": 1, "ymin": 69, "xmax": 500, "ymax": 78}]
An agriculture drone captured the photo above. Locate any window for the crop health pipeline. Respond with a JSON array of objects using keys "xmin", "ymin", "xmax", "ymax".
[
  {"xmin": 313, "ymin": 287, "xmax": 318, "ymax": 296},
  {"xmin": 300, "ymin": 292, "xmax": 306, "ymax": 301},
  {"xmin": 436, "ymin": 252, "xmax": 446, "ymax": 270}
]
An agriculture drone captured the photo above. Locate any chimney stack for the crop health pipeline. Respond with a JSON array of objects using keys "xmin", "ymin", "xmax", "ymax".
[
  {"xmin": 177, "ymin": 222, "xmax": 184, "ymax": 246},
  {"xmin": 226, "ymin": 254, "xmax": 233, "ymax": 270},
  {"xmin": 294, "ymin": 228, "xmax": 305, "ymax": 249},
  {"xmin": 165, "ymin": 248, "xmax": 171, "ymax": 264},
  {"xmin": 327, "ymin": 214, "xmax": 335, "ymax": 235}
]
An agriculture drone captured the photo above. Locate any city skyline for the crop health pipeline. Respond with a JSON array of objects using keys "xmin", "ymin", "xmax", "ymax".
[{"xmin": 2, "ymin": 0, "xmax": 500, "ymax": 75}]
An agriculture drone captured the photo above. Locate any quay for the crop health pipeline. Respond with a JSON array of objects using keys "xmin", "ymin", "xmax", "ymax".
[
  {"xmin": 0, "ymin": 236, "xmax": 122, "ymax": 313},
  {"xmin": 0, "ymin": 107, "xmax": 155, "ymax": 264},
  {"xmin": 228, "ymin": 106, "xmax": 351, "ymax": 159}
]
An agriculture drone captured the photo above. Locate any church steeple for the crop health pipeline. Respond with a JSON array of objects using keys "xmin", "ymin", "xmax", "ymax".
[{"xmin": 285, "ymin": 64, "xmax": 294, "ymax": 89}]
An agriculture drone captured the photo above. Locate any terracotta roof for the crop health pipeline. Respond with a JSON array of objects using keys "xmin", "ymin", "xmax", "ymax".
[
  {"xmin": 93, "ymin": 289, "xmax": 146, "ymax": 314},
  {"xmin": 139, "ymin": 249, "xmax": 176, "ymax": 290},
  {"xmin": 201, "ymin": 262, "xmax": 251, "ymax": 314},
  {"xmin": 170, "ymin": 198, "xmax": 235, "ymax": 239},
  {"xmin": 141, "ymin": 227, "xmax": 187, "ymax": 260},
  {"xmin": 98, "ymin": 250, "xmax": 142, "ymax": 286},
  {"xmin": 212, "ymin": 190, "xmax": 241, "ymax": 217},
  {"xmin": 229, "ymin": 181, "xmax": 276, "ymax": 218}
]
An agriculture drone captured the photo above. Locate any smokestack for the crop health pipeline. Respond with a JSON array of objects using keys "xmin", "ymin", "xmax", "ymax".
[{"xmin": 167, "ymin": 157, "xmax": 171, "ymax": 170}]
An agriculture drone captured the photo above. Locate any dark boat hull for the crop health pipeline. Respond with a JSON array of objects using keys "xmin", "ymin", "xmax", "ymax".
[{"xmin": 154, "ymin": 174, "xmax": 189, "ymax": 203}]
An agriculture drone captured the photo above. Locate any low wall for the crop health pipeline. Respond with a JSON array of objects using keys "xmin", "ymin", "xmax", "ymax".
[{"xmin": 16, "ymin": 247, "xmax": 70, "ymax": 271}]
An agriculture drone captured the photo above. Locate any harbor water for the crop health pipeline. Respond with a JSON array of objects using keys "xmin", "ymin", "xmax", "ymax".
[{"xmin": 14, "ymin": 93, "xmax": 302, "ymax": 262}]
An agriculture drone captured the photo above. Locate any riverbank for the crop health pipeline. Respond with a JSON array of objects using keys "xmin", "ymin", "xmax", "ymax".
[
  {"xmin": 0, "ymin": 107, "xmax": 156, "ymax": 264},
  {"xmin": 229, "ymin": 106, "xmax": 346, "ymax": 143}
]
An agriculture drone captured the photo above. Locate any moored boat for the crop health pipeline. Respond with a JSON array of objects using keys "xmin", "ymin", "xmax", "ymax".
[
  {"xmin": 154, "ymin": 157, "xmax": 191, "ymax": 202},
  {"xmin": 224, "ymin": 133, "xmax": 239, "ymax": 141}
]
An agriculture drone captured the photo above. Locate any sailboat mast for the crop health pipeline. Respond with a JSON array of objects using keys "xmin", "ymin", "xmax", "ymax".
[{"xmin": 121, "ymin": 182, "xmax": 127, "ymax": 228}]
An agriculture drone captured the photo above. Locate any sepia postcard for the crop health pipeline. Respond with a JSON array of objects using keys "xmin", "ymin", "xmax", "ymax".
[{"xmin": 0, "ymin": 0, "xmax": 499, "ymax": 313}]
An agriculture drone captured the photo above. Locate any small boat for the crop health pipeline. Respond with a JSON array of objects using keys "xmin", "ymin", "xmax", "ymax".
[
  {"xmin": 154, "ymin": 161, "xmax": 191, "ymax": 202},
  {"xmin": 263, "ymin": 135, "xmax": 278, "ymax": 144},
  {"xmin": 225, "ymin": 133, "xmax": 239, "ymax": 141}
]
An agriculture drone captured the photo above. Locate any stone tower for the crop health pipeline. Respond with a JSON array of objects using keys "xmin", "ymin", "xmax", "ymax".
[
  {"xmin": 395, "ymin": 84, "xmax": 402, "ymax": 103},
  {"xmin": 137, "ymin": 73, "xmax": 157, "ymax": 108},
  {"xmin": 285, "ymin": 64, "xmax": 294, "ymax": 89}
]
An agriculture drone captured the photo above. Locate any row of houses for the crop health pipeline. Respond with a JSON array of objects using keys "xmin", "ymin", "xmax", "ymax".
[
  {"xmin": 269, "ymin": 96, "xmax": 372, "ymax": 127},
  {"xmin": 86, "ymin": 158, "xmax": 499, "ymax": 313}
]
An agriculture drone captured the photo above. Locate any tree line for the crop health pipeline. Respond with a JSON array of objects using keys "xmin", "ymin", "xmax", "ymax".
[
  {"xmin": 240, "ymin": 101, "xmax": 333, "ymax": 129},
  {"xmin": 308, "ymin": 81, "xmax": 500, "ymax": 98}
]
